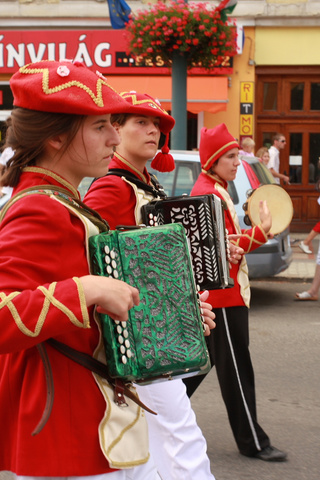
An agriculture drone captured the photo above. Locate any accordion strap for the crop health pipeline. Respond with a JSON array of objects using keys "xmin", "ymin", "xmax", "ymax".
[
  {"xmin": 47, "ymin": 339, "xmax": 157, "ymax": 415},
  {"xmin": 0, "ymin": 185, "xmax": 110, "ymax": 232},
  {"xmin": 106, "ymin": 168, "xmax": 167, "ymax": 199}
]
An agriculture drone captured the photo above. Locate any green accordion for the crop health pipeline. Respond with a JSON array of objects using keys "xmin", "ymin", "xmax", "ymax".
[{"xmin": 89, "ymin": 223, "xmax": 210, "ymax": 385}]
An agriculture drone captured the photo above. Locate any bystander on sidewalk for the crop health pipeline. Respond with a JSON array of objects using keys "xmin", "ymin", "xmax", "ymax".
[{"xmin": 274, "ymin": 232, "xmax": 317, "ymax": 282}]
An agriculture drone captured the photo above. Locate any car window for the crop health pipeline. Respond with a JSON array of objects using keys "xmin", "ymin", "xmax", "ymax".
[
  {"xmin": 148, "ymin": 160, "xmax": 201, "ymax": 197},
  {"xmin": 147, "ymin": 168, "xmax": 175, "ymax": 196},
  {"xmin": 250, "ymin": 161, "xmax": 276, "ymax": 184},
  {"xmin": 227, "ymin": 181, "xmax": 239, "ymax": 205},
  {"xmin": 78, "ymin": 177, "xmax": 95, "ymax": 199},
  {"xmin": 242, "ymin": 157, "xmax": 276, "ymax": 185},
  {"xmin": 174, "ymin": 163, "xmax": 199, "ymax": 196}
]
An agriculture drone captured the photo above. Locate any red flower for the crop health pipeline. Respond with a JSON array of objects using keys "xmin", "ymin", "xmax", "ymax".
[{"xmin": 125, "ymin": 0, "xmax": 237, "ymax": 71}]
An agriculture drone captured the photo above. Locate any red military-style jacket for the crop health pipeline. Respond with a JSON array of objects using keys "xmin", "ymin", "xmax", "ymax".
[
  {"xmin": 191, "ymin": 172, "xmax": 268, "ymax": 309},
  {"xmin": 0, "ymin": 167, "xmax": 117, "ymax": 476},
  {"xmin": 84, "ymin": 154, "xmax": 157, "ymax": 229}
]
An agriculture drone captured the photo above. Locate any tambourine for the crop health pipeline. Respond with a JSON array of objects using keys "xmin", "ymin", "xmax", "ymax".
[{"xmin": 242, "ymin": 184, "xmax": 293, "ymax": 235}]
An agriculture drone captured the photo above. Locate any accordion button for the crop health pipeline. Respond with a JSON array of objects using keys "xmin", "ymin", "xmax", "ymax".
[
  {"xmin": 116, "ymin": 325, "xmax": 123, "ymax": 334},
  {"xmin": 123, "ymin": 329, "xmax": 129, "ymax": 338},
  {"xmin": 110, "ymin": 250, "xmax": 116, "ymax": 259},
  {"xmin": 127, "ymin": 349, "xmax": 133, "ymax": 358},
  {"xmin": 111, "ymin": 260, "xmax": 117, "ymax": 269},
  {"xmin": 149, "ymin": 220, "xmax": 154, "ymax": 225},
  {"xmin": 113, "ymin": 270, "xmax": 119, "ymax": 279},
  {"xmin": 122, "ymin": 355, "xmax": 127, "ymax": 364},
  {"xmin": 115, "ymin": 320, "xmax": 120, "ymax": 324},
  {"xmin": 121, "ymin": 321, "xmax": 127, "ymax": 327},
  {"xmin": 106, "ymin": 265, "xmax": 112, "ymax": 274},
  {"xmin": 154, "ymin": 222, "xmax": 158, "ymax": 226},
  {"xmin": 120, "ymin": 345, "xmax": 126, "ymax": 354},
  {"xmin": 104, "ymin": 246, "xmax": 110, "ymax": 254},
  {"xmin": 148, "ymin": 213, "xmax": 153, "ymax": 219},
  {"xmin": 125, "ymin": 339, "xmax": 131, "ymax": 348},
  {"xmin": 118, "ymin": 335, "xmax": 124, "ymax": 344},
  {"xmin": 104, "ymin": 255, "xmax": 111, "ymax": 264}
]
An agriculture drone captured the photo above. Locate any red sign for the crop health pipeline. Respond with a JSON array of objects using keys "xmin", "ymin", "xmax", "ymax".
[{"xmin": 0, "ymin": 30, "xmax": 233, "ymax": 75}]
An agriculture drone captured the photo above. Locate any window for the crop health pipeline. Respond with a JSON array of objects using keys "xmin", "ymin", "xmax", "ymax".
[
  {"xmin": 309, "ymin": 133, "xmax": 320, "ymax": 183},
  {"xmin": 263, "ymin": 83, "xmax": 277, "ymax": 111},
  {"xmin": 311, "ymin": 83, "xmax": 320, "ymax": 111},
  {"xmin": 290, "ymin": 82, "xmax": 304, "ymax": 111}
]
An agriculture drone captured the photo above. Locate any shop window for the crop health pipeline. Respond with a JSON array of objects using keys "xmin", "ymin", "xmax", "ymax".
[
  {"xmin": 0, "ymin": 84, "xmax": 14, "ymax": 110},
  {"xmin": 289, "ymin": 133, "xmax": 302, "ymax": 184},
  {"xmin": 290, "ymin": 82, "xmax": 304, "ymax": 111},
  {"xmin": 263, "ymin": 82, "xmax": 277, "ymax": 111},
  {"xmin": 311, "ymin": 83, "xmax": 320, "ymax": 111},
  {"xmin": 309, "ymin": 133, "xmax": 320, "ymax": 184},
  {"xmin": 261, "ymin": 132, "xmax": 276, "ymax": 149}
]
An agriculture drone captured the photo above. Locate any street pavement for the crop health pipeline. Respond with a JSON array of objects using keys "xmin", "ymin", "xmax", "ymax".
[
  {"xmin": 0, "ymin": 232, "xmax": 319, "ymax": 480},
  {"xmin": 275, "ymin": 232, "xmax": 318, "ymax": 283},
  {"xmin": 190, "ymin": 231, "xmax": 320, "ymax": 480}
]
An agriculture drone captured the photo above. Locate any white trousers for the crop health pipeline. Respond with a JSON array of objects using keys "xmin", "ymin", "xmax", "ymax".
[{"xmin": 136, "ymin": 379, "xmax": 215, "ymax": 480}]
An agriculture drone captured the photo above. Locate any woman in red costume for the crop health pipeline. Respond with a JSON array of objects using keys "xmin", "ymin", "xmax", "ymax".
[
  {"xmin": 183, "ymin": 124, "xmax": 288, "ymax": 463},
  {"xmin": 0, "ymin": 60, "xmax": 164, "ymax": 480}
]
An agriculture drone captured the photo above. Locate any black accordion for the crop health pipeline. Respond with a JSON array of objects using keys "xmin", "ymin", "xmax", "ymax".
[
  {"xmin": 142, "ymin": 194, "xmax": 234, "ymax": 291},
  {"xmin": 89, "ymin": 223, "xmax": 211, "ymax": 385}
]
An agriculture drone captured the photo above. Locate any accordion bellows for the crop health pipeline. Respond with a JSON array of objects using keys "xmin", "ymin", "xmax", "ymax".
[{"xmin": 89, "ymin": 223, "xmax": 210, "ymax": 384}]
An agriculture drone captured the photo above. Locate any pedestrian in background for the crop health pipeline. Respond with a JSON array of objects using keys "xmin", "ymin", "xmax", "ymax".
[
  {"xmin": 268, "ymin": 133, "xmax": 290, "ymax": 184},
  {"xmin": 239, "ymin": 137, "xmax": 255, "ymax": 157},
  {"xmin": 256, "ymin": 146, "xmax": 270, "ymax": 167},
  {"xmin": 296, "ymin": 216, "xmax": 320, "ymax": 301},
  {"xmin": 298, "ymin": 221, "xmax": 320, "ymax": 255},
  {"xmin": 183, "ymin": 123, "xmax": 288, "ymax": 463}
]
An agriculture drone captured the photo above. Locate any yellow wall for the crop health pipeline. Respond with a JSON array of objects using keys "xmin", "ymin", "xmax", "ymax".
[
  {"xmin": 255, "ymin": 27, "xmax": 320, "ymax": 65},
  {"xmin": 203, "ymin": 27, "xmax": 256, "ymax": 141}
]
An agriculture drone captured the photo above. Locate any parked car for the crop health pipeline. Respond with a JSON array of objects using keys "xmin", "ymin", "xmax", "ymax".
[{"xmin": 79, "ymin": 150, "xmax": 293, "ymax": 278}]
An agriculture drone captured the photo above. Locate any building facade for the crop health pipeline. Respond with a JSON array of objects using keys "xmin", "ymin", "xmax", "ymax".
[{"xmin": 1, "ymin": 0, "xmax": 320, "ymax": 230}]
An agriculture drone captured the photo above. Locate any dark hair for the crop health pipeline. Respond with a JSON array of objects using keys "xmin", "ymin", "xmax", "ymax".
[
  {"xmin": 1, "ymin": 107, "xmax": 84, "ymax": 187},
  {"xmin": 110, "ymin": 112, "xmax": 133, "ymax": 127}
]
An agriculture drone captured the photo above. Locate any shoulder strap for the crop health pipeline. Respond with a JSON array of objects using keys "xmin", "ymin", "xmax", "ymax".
[
  {"xmin": 47, "ymin": 339, "xmax": 156, "ymax": 415},
  {"xmin": 105, "ymin": 168, "xmax": 167, "ymax": 199},
  {"xmin": 0, "ymin": 185, "xmax": 110, "ymax": 232}
]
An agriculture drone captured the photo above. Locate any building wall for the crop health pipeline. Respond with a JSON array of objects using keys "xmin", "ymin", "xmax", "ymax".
[
  {"xmin": 1, "ymin": 0, "xmax": 320, "ymax": 142},
  {"xmin": 255, "ymin": 27, "xmax": 320, "ymax": 65},
  {"xmin": 204, "ymin": 26, "xmax": 256, "ymax": 142}
]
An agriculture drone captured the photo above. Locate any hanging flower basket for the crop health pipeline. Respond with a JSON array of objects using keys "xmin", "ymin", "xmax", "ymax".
[{"xmin": 125, "ymin": 0, "xmax": 237, "ymax": 71}]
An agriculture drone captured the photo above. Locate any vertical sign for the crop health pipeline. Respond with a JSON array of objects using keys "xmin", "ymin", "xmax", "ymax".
[{"xmin": 240, "ymin": 81, "xmax": 254, "ymax": 144}]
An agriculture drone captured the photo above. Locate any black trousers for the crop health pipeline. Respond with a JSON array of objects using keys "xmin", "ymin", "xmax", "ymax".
[{"xmin": 184, "ymin": 305, "xmax": 270, "ymax": 456}]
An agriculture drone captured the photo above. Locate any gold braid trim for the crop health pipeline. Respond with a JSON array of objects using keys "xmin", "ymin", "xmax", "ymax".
[
  {"xmin": 0, "ymin": 278, "xmax": 90, "ymax": 338},
  {"xmin": 72, "ymin": 276, "xmax": 90, "ymax": 328},
  {"xmin": 22, "ymin": 167, "xmax": 79, "ymax": 198},
  {"xmin": 240, "ymin": 226, "xmax": 267, "ymax": 253},
  {"xmin": 119, "ymin": 91, "xmax": 170, "ymax": 115},
  {"xmin": 113, "ymin": 153, "xmax": 149, "ymax": 184},
  {"xmin": 20, "ymin": 63, "xmax": 117, "ymax": 108}
]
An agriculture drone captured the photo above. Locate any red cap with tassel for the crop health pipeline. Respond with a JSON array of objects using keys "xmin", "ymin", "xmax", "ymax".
[
  {"xmin": 150, "ymin": 133, "xmax": 175, "ymax": 172},
  {"xmin": 119, "ymin": 91, "xmax": 175, "ymax": 172}
]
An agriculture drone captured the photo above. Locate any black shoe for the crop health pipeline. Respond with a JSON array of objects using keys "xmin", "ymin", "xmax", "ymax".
[{"xmin": 255, "ymin": 446, "xmax": 287, "ymax": 462}]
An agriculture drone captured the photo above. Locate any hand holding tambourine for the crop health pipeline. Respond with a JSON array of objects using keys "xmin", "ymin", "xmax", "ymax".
[{"xmin": 243, "ymin": 184, "xmax": 294, "ymax": 235}]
